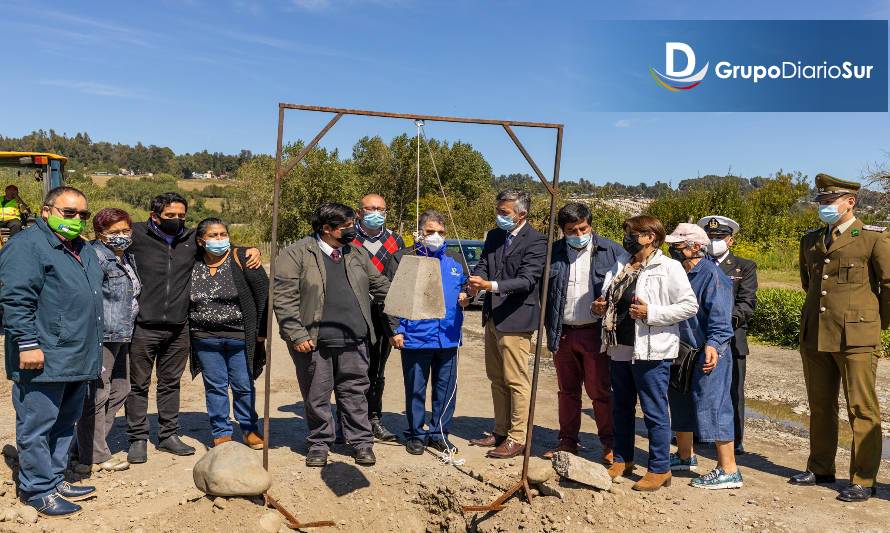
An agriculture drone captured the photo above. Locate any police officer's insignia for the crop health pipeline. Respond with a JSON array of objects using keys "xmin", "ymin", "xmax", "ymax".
[
  {"xmin": 863, "ymin": 225, "xmax": 887, "ymax": 232},
  {"xmin": 708, "ymin": 218, "xmax": 720, "ymax": 230},
  {"xmin": 451, "ymin": 267, "xmax": 458, "ymax": 276}
]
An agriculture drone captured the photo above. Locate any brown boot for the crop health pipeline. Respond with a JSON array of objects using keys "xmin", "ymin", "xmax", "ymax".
[
  {"xmin": 602, "ymin": 448, "xmax": 615, "ymax": 466},
  {"xmin": 632, "ymin": 471, "xmax": 672, "ymax": 492},
  {"xmin": 213, "ymin": 436, "xmax": 233, "ymax": 447},
  {"xmin": 244, "ymin": 432, "xmax": 265, "ymax": 450},
  {"xmin": 469, "ymin": 433, "xmax": 506, "ymax": 448},
  {"xmin": 542, "ymin": 440, "xmax": 578, "ymax": 459},
  {"xmin": 607, "ymin": 461, "xmax": 634, "ymax": 479},
  {"xmin": 487, "ymin": 438, "xmax": 525, "ymax": 459}
]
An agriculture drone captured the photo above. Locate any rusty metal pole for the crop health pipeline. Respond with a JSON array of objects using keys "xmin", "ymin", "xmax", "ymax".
[
  {"xmin": 519, "ymin": 125, "xmax": 562, "ymax": 496},
  {"xmin": 263, "ymin": 105, "xmax": 286, "ymax": 470}
]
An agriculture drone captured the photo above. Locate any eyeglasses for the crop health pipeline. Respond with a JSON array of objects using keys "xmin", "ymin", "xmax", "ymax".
[{"xmin": 49, "ymin": 206, "xmax": 91, "ymax": 220}]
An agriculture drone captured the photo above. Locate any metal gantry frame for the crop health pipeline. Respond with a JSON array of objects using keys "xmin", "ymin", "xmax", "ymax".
[{"xmin": 263, "ymin": 103, "xmax": 563, "ymax": 522}]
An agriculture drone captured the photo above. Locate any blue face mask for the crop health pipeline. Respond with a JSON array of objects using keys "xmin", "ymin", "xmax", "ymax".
[
  {"xmin": 496, "ymin": 214, "xmax": 516, "ymax": 232},
  {"xmin": 566, "ymin": 232, "xmax": 591, "ymax": 249},
  {"xmin": 362, "ymin": 211, "xmax": 385, "ymax": 230},
  {"xmin": 204, "ymin": 238, "xmax": 230, "ymax": 256},
  {"xmin": 818, "ymin": 204, "xmax": 848, "ymax": 225}
]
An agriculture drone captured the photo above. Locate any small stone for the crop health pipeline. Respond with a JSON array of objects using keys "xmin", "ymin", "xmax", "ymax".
[
  {"xmin": 19, "ymin": 506, "xmax": 38, "ymax": 524},
  {"xmin": 526, "ymin": 457, "xmax": 554, "ymax": 485},
  {"xmin": 0, "ymin": 508, "xmax": 15, "ymax": 522},
  {"xmin": 185, "ymin": 488, "xmax": 205, "ymax": 502},
  {"xmin": 551, "ymin": 452, "xmax": 612, "ymax": 491},
  {"xmin": 193, "ymin": 442, "xmax": 272, "ymax": 497},
  {"xmin": 537, "ymin": 482, "xmax": 565, "ymax": 500},
  {"xmin": 213, "ymin": 498, "xmax": 226, "ymax": 510},
  {"xmin": 593, "ymin": 492, "xmax": 604, "ymax": 505},
  {"xmin": 259, "ymin": 511, "xmax": 283, "ymax": 533}
]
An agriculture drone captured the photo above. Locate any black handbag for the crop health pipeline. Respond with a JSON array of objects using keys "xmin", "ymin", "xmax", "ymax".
[{"xmin": 670, "ymin": 340, "xmax": 700, "ymax": 394}]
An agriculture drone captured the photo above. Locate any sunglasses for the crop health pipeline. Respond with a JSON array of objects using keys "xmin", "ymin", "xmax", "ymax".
[{"xmin": 50, "ymin": 206, "xmax": 91, "ymax": 221}]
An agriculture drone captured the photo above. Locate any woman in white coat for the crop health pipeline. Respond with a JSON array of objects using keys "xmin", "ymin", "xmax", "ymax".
[{"xmin": 593, "ymin": 215, "xmax": 698, "ymax": 492}]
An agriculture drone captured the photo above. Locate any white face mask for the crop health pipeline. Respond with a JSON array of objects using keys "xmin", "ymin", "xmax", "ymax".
[
  {"xmin": 423, "ymin": 233, "xmax": 446, "ymax": 251},
  {"xmin": 707, "ymin": 238, "xmax": 729, "ymax": 257}
]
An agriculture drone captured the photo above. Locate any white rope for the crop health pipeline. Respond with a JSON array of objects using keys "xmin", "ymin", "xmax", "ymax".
[{"xmin": 415, "ymin": 120, "xmax": 422, "ymax": 241}]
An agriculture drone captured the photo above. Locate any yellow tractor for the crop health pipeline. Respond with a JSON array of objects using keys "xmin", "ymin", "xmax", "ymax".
[{"xmin": 0, "ymin": 151, "xmax": 67, "ymax": 244}]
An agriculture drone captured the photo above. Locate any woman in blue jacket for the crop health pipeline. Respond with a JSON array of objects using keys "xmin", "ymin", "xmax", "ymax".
[{"xmin": 390, "ymin": 210, "xmax": 469, "ymax": 456}]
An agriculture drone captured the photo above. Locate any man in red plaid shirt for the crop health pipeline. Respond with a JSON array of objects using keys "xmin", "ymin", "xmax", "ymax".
[{"xmin": 352, "ymin": 193, "xmax": 405, "ymax": 441}]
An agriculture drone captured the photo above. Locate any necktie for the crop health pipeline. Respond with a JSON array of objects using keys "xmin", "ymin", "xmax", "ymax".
[
  {"xmin": 505, "ymin": 233, "xmax": 515, "ymax": 249},
  {"xmin": 824, "ymin": 228, "xmax": 834, "ymax": 249},
  {"xmin": 330, "ymin": 249, "xmax": 342, "ymax": 262}
]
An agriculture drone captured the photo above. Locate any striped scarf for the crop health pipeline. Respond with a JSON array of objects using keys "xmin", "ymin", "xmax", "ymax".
[{"xmin": 352, "ymin": 223, "xmax": 403, "ymax": 273}]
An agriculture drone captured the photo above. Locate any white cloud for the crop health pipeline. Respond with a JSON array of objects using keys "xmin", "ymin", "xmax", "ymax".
[
  {"xmin": 614, "ymin": 119, "xmax": 633, "ymax": 128},
  {"xmin": 39, "ymin": 80, "xmax": 149, "ymax": 100}
]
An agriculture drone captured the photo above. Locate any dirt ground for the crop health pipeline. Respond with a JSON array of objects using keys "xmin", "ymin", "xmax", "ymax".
[{"xmin": 0, "ymin": 310, "xmax": 888, "ymax": 532}]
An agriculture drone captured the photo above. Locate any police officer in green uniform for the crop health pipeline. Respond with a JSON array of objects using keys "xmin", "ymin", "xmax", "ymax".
[{"xmin": 790, "ymin": 173, "xmax": 890, "ymax": 502}]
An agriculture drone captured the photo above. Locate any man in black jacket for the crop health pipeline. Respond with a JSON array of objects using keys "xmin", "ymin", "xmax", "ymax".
[
  {"xmin": 698, "ymin": 215, "xmax": 758, "ymax": 455},
  {"xmin": 467, "ymin": 189, "xmax": 547, "ymax": 459},
  {"xmin": 125, "ymin": 193, "xmax": 262, "ymax": 463}
]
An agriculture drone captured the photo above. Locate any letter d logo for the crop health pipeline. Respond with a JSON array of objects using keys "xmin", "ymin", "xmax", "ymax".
[{"xmin": 650, "ymin": 42, "xmax": 709, "ymax": 92}]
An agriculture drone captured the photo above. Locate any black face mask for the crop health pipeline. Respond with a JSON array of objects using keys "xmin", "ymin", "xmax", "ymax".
[
  {"xmin": 668, "ymin": 246, "xmax": 687, "ymax": 262},
  {"xmin": 622, "ymin": 234, "xmax": 643, "ymax": 255},
  {"xmin": 337, "ymin": 227, "xmax": 357, "ymax": 245},
  {"xmin": 158, "ymin": 217, "xmax": 184, "ymax": 236}
]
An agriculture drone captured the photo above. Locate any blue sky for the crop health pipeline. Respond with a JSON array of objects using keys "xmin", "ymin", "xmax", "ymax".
[{"xmin": 1, "ymin": 0, "xmax": 888, "ymax": 186}]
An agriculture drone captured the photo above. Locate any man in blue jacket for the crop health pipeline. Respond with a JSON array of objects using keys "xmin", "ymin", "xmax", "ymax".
[
  {"xmin": 389, "ymin": 210, "xmax": 469, "ymax": 456},
  {"xmin": 0, "ymin": 186, "xmax": 104, "ymax": 517},
  {"xmin": 543, "ymin": 202, "xmax": 628, "ymax": 464}
]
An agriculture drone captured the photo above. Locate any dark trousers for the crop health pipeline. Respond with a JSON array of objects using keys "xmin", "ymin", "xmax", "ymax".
[
  {"xmin": 366, "ymin": 305, "xmax": 392, "ymax": 421},
  {"xmin": 76, "ymin": 342, "xmax": 130, "ymax": 463},
  {"xmin": 193, "ymin": 337, "xmax": 258, "ymax": 439},
  {"xmin": 554, "ymin": 327, "xmax": 614, "ymax": 448},
  {"xmin": 126, "ymin": 323, "xmax": 190, "ymax": 442},
  {"xmin": 801, "ymin": 347, "xmax": 881, "ymax": 487},
  {"xmin": 610, "ymin": 359, "xmax": 672, "ymax": 474},
  {"xmin": 401, "ymin": 347, "xmax": 458, "ymax": 441},
  {"xmin": 291, "ymin": 343, "xmax": 373, "ymax": 451},
  {"xmin": 1, "ymin": 219, "xmax": 22, "ymax": 236},
  {"xmin": 731, "ymin": 356, "xmax": 746, "ymax": 449},
  {"xmin": 14, "ymin": 381, "xmax": 87, "ymax": 498}
]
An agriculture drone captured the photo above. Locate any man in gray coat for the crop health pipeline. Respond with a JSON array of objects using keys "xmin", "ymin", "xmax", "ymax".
[{"xmin": 273, "ymin": 203, "xmax": 392, "ymax": 468}]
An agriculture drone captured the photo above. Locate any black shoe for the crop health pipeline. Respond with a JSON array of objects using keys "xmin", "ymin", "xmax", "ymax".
[
  {"xmin": 371, "ymin": 420, "xmax": 397, "ymax": 443},
  {"xmin": 354, "ymin": 447, "xmax": 376, "ymax": 466},
  {"xmin": 25, "ymin": 492, "xmax": 82, "ymax": 517},
  {"xmin": 306, "ymin": 448, "xmax": 328, "ymax": 467},
  {"xmin": 406, "ymin": 438, "xmax": 425, "ymax": 455},
  {"xmin": 837, "ymin": 484, "xmax": 876, "ymax": 502},
  {"xmin": 127, "ymin": 440, "xmax": 148, "ymax": 464},
  {"xmin": 734, "ymin": 444, "xmax": 746, "ymax": 456},
  {"xmin": 55, "ymin": 481, "xmax": 96, "ymax": 502},
  {"xmin": 428, "ymin": 438, "xmax": 458, "ymax": 455},
  {"xmin": 789, "ymin": 471, "xmax": 836, "ymax": 486},
  {"xmin": 157, "ymin": 435, "xmax": 196, "ymax": 456}
]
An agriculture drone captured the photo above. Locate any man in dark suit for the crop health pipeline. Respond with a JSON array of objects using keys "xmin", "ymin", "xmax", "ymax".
[
  {"xmin": 467, "ymin": 189, "xmax": 547, "ymax": 459},
  {"xmin": 698, "ymin": 215, "xmax": 758, "ymax": 455}
]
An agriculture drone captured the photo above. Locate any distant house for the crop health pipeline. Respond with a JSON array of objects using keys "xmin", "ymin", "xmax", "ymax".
[{"xmin": 189, "ymin": 170, "xmax": 214, "ymax": 180}]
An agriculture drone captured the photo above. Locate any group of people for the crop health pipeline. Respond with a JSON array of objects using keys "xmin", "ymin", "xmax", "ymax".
[
  {"xmin": 0, "ymin": 188, "xmax": 266, "ymax": 517},
  {"xmin": 0, "ymin": 170, "xmax": 885, "ymax": 518}
]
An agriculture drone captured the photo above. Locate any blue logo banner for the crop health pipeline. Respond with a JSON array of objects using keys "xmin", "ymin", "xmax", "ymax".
[{"xmin": 577, "ymin": 20, "xmax": 888, "ymax": 112}]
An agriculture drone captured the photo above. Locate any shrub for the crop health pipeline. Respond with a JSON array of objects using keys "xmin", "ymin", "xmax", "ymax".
[{"xmin": 750, "ymin": 288, "xmax": 890, "ymax": 356}]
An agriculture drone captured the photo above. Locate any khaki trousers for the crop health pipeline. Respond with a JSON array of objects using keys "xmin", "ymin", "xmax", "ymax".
[
  {"xmin": 484, "ymin": 321, "xmax": 532, "ymax": 442},
  {"xmin": 800, "ymin": 347, "xmax": 882, "ymax": 487}
]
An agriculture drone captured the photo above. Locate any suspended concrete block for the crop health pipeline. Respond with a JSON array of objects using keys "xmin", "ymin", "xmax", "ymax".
[{"xmin": 384, "ymin": 255, "xmax": 446, "ymax": 320}]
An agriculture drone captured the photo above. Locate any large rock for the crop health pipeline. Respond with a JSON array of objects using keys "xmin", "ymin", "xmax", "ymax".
[
  {"xmin": 526, "ymin": 457, "xmax": 554, "ymax": 485},
  {"xmin": 193, "ymin": 442, "xmax": 272, "ymax": 497},
  {"xmin": 384, "ymin": 255, "xmax": 445, "ymax": 320},
  {"xmin": 551, "ymin": 451, "xmax": 611, "ymax": 491}
]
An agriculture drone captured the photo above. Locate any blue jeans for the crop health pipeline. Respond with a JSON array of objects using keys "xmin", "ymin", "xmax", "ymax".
[
  {"xmin": 610, "ymin": 359, "xmax": 672, "ymax": 474},
  {"xmin": 193, "ymin": 337, "xmax": 258, "ymax": 439},
  {"xmin": 13, "ymin": 381, "xmax": 87, "ymax": 498},
  {"xmin": 669, "ymin": 344, "xmax": 735, "ymax": 442},
  {"xmin": 401, "ymin": 348, "xmax": 458, "ymax": 441}
]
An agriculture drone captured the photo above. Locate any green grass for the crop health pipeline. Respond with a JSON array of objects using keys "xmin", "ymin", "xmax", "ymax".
[{"xmin": 758, "ymin": 269, "xmax": 802, "ymax": 291}]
